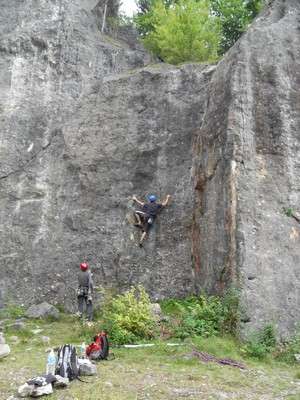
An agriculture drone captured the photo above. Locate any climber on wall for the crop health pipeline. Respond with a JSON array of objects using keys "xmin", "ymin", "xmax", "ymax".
[
  {"xmin": 132, "ymin": 194, "xmax": 171, "ymax": 246},
  {"xmin": 77, "ymin": 262, "xmax": 94, "ymax": 322}
]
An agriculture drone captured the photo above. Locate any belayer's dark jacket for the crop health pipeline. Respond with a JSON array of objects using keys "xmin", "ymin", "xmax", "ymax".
[{"xmin": 78, "ymin": 270, "xmax": 93, "ymax": 292}]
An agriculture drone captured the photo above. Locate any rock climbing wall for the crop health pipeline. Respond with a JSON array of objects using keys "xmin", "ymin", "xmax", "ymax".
[
  {"xmin": 0, "ymin": 0, "xmax": 299, "ymax": 337},
  {"xmin": 192, "ymin": 0, "xmax": 300, "ymax": 337},
  {"xmin": 0, "ymin": 0, "xmax": 213, "ymax": 309}
]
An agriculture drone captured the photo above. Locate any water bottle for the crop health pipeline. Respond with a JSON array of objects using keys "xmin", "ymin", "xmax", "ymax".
[{"xmin": 46, "ymin": 349, "xmax": 56, "ymax": 375}]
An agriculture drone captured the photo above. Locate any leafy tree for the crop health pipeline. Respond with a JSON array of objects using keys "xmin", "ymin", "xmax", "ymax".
[
  {"xmin": 135, "ymin": 0, "xmax": 176, "ymax": 36},
  {"xmin": 136, "ymin": 0, "xmax": 152, "ymax": 13},
  {"xmin": 136, "ymin": 0, "xmax": 175, "ymax": 14},
  {"xmin": 135, "ymin": 0, "xmax": 264, "ymax": 55},
  {"xmin": 142, "ymin": 0, "xmax": 221, "ymax": 64},
  {"xmin": 210, "ymin": 0, "xmax": 263, "ymax": 53},
  {"xmin": 134, "ymin": 0, "xmax": 156, "ymax": 37}
]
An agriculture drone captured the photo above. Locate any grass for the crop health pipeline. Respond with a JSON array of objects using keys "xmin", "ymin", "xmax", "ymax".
[{"xmin": 0, "ymin": 317, "xmax": 299, "ymax": 399}]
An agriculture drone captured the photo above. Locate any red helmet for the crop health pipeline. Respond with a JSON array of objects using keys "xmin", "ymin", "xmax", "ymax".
[{"xmin": 80, "ymin": 262, "xmax": 89, "ymax": 271}]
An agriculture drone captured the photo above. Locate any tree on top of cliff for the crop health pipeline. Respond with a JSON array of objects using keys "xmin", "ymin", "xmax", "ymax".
[
  {"xmin": 135, "ymin": 0, "xmax": 264, "ymax": 60},
  {"xmin": 210, "ymin": 0, "xmax": 263, "ymax": 53},
  {"xmin": 135, "ymin": 0, "xmax": 176, "ymax": 36},
  {"xmin": 139, "ymin": 0, "xmax": 221, "ymax": 64}
]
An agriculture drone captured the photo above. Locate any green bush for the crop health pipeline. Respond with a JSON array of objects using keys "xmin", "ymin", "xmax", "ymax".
[
  {"xmin": 275, "ymin": 332, "xmax": 300, "ymax": 364},
  {"xmin": 101, "ymin": 286, "xmax": 157, "ymax": 344},
  {"xmin": 161, "ymin": 289, "xmax": 240, "ymax": 339},
  {"xmin": 242, "ymin": 324, "xmax": 277, "ymax": 359},
  {"xmin": 0, "ymin": 303, "xmax": 25, "ymax": 319},
  {"xmin": 243, "ymin": 339, "xmax": 269, "ymax": 359}
]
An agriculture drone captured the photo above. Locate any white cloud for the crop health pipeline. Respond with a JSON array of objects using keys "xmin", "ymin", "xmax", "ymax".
[{"xmin": 120, "ymin": 0, "xmax": 138, "ymax": 16}]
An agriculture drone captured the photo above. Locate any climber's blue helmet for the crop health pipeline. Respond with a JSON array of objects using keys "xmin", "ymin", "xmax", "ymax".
[{"xmin": 148, "ymin": 194, "xmax": 157, "ymax": 203}]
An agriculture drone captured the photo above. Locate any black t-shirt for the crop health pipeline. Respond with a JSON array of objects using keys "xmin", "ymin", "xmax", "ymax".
[{"xmin": 142, "ymin": 202, "xmax": 162, "ymax": 217}]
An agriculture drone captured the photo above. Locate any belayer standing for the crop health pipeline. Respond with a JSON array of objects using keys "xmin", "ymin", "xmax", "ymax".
[
  {"xmin": 77, "ymin": 262, "xmax": 93, "ymax": 321},
  {"xmin": 132, "ymin": 194, "xmax": 171, "ymax": 246}
]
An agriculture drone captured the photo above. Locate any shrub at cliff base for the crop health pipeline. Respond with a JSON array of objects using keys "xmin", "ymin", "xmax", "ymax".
[
  {"xmin": 160, "ymin": 289, "xmax": 240, "ymax": 339},
  {"xmin": 101, "ymin": 286, "xmax": 158, "ymax": 344},
  {"xmin": 241, "ymin": 325, "xmax": 277, "ymax": 359},
  {"xmin": 100, "ymin": 286, "xmax": 240, "ymax": 344},
  {"xmin": 275, "ymin": 331, "xmax": 300, "ymax": 364}
]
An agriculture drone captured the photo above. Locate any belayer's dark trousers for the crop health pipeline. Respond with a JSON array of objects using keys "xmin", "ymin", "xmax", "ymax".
[{"xmin": 77, "ymin": 295, "xmax": 93, "ymax": 321}]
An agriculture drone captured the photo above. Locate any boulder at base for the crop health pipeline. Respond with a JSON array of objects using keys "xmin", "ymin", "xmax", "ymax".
[
  {"xmin": 18, "ymin": 382, "xmax": 53, "ymax": 397},
  {"xmin": 78, "ymin": 358, "xmax": 97, "ymax": 376},
  {"xmin": 0, "ymin": 333, "xmax": 10, "ymax": 359},
  {"xmin": 0, "ymin": 332, "xmax": 5, "ymax": 344},
  {"xmin": 53, "ymin": 375, "xmax": 69, "ymax": 388},
  {"xmin": 17, "ymin": 383, "xmax": 34, "ymax": 397},
  {"xmin": 0, "ymin": 343, "xmax": 10, "ymax": 359},
  {"xmin": 31, "ymin": 384, "xmax": 53, "ymax": 397},
  {"xmin": 149, "ymin": 303, "xmax": 163, "ymax": 321},
  {"xmin": 25, "ymin": 303, "xmax": 59, "ymax": 320}
]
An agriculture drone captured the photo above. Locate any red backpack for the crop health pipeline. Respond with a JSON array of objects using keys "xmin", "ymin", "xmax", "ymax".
[{"xmin": 86, "ymin": 332, "xmax": 109, "ymax": 360}]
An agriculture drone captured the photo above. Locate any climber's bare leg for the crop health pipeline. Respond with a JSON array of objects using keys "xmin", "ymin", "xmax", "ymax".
[
  {"xmin": 134, "ymin": 211, "xmax": 145, "ymax": 227},
  {"xmin": 135, "ymin": 213, "xmax": 142, "ymax": 225},
  {"xmin": 139, "ymin": 231, "xmax": 147, "ymax": 246}
]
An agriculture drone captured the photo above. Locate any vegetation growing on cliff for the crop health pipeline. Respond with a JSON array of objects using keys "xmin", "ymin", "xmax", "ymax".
[
  {"xmin": 137, "ymin": 0, "xmax": 220, "ymax": 64},
  {"xmin": 134, "ymin": 0, "xmax": 264, "ymax": 63}
]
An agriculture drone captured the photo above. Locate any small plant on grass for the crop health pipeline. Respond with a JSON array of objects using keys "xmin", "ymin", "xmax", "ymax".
[
  {"xmin": 275, "ymin": 331, "xmax": 300, "ymax": 364},
  {"xmin": 0, "ymin": 303, "xmax": 25, "ymax": 319},
  {"xmin": 101, "ymin": 286, "xmax": 157, "ymax": 344},
  {"xmin": 242, "ymin": 324, "xmax": 277, "ymax": 359},
  {"xmin": 220, "ymin": 288, "xmax": 241, "ymax": 335},
  {"xmin": 160, "ymin": 289, "xmax": 240, "ymax": 339}
]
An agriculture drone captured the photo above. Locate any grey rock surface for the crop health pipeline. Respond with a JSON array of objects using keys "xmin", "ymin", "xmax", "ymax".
[
  {"xmin": 0, "ymin": 332, "xmax": 5, "ymax": 344},
  {"xmin": 17, "ymin": 383, "xmax": 34, "ymax": 398},
  {"xmin": 31, "ymin": 383, "xmax": 53, "ymax": 397},
  {"xmin": 0, "ymin": 1, "xmax": 212, "ymax": 309},
  {"xmin": 192, "ymin": 0, "xmax": 300, "ymax": 337},
  {"xmin": 0, "ymin": 343, "xmax": 10, "ymax": 359},
  {"xmin": 25, "ymin": 303, "xmax": 59, "ymax": 319},
  {"xmin": 18, "ymin": 381, "xmax": 54, "ymax": 397},
  {"xmin": 0, "ymin": 0, "xmax": 299, "ymax": 338},
  {"xmin": 78, "ymin": 358, "xmax": 97, "ymax": 376},
  {"xmin": 53, "ymin": 375, "xmax": 69, "ymax": 388},
  {"xmin": 0, "ymin": 332, "xmax": 10, "ymax": 358},
  {"xmin": 9, "ymin": 321, "xmax": 26, "ymax": 331},
  {"xmin": 149, "ymin": 303, "xmax": 163, "ymax": 321}
]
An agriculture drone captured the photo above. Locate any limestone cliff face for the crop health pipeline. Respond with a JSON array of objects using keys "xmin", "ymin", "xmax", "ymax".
[
  {"xmin": 192, "ymin": 0, "xmax": 300, "ymax": 337},
  {"xmin": 0, "ymin": 0, "xmax": 213, "ymax": 309},
  {"xmin": 0, "ymin": 0, "xmax": 299, "ymax": 337}
]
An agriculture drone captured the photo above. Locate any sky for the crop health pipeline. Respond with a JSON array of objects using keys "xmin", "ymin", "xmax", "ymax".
[{"xmin": 120, "ymin": 0, "xmax": 138, "ymax": 16}]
